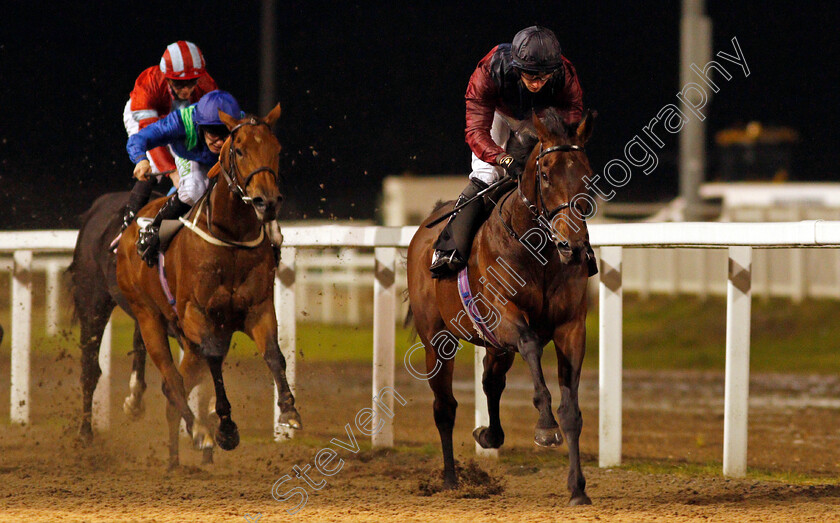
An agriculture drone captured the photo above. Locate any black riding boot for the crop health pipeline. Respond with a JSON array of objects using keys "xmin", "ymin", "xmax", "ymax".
[
  {"xmin": 136, "ymin": 195, "xmax": 191, "ymax": 267},
  {"xmin": 121, "ymin": 179, "xmax": 155, "ymax": 232},
  {"xmin": 430, "ymin": 178, "xmax": 489, "ymax": 277}
]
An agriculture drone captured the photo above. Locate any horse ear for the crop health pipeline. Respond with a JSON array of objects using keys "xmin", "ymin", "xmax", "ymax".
[
  {"xmin": 576, "ymin": 109, "xmax": 597, "ymax": 144},
  {"xmin": 218, "ymin": 109, "xmax": 239, "ymax": 131},
  {"xmin": 532, "ymin": 111, "xmax": 551, "ymax": 141},
  {"xmin": 263, "ymin": 103, "xmax": 282, "ymax": 126},
  {"xmin": 206, "ymin": 162, "xmax": 221, "ymax": 179}
]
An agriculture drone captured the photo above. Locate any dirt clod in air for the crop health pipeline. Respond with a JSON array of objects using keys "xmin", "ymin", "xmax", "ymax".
[{"xmin": 418, "ymin": 460, "xmax": 504, "ymax": 498}]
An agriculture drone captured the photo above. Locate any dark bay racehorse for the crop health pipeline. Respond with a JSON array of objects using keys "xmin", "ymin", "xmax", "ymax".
[
  {"xmin": 68, "ymin": 185, "xmax": 180, "ymax": 444},
  {"xmin": 407, "ymin": 108, "xmax": 595, "ymax": 505},
  {"xmin": 116, "ymin": 105, "xmax": 301, "ymax": 468}
]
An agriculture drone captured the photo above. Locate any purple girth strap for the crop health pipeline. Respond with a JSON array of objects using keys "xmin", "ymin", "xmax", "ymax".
[
  {"xmin": 457, "ymin": 266, "xmax": 502, "ymax": 348},
  {"xmin": 158, "ymin": 253, "xmax": 179, "ymax": 319}
]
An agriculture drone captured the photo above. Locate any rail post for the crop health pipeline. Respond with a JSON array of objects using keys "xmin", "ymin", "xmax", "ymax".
[
  {"xmin": 372, "ymin": 246, "xmax": 396, "ymax": 447},
  {"xmin": 598, "ymin": 246, "xmax": 623, "ymax": 467},
  {"xmin": 46, "ymin": 260, "xmax": 61, "ymax": 337},
  {"xmin": 92, "ymin": 317, "xmax": 112, "ymax": 431},
  {"xmin": 723, "ymin": 245, "xmax": 752, "ymax": 477},
  {"xmin": 10, "ymin": 250, "xmax": 32, "ymax": 424},
  {"xmin": 275, "ymin": 246, "xmax": 297, "ymax": 440}
]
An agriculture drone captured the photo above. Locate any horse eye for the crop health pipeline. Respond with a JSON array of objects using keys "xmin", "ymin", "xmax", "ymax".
[{"xmin": 235, "ymin": 148, "xmax": 244, "ymax": 157}]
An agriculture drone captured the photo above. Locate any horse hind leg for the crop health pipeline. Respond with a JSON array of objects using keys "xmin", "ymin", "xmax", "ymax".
[
  {"xmin": 123, "ymin": 323, "xmax": 148, "ymax": 420},
  {"xmin": 473, "ymin": 348, "xmax": 515, "ymax": 449},
  {"xmin": 78, "ymin": 300, "xmax": 114, "ymax": 443},
  {"xmin": 165, "ymin": 397, "xmax": 181, "ymax": 469},
  {"xmin": 519, "ymin": 332, "xmax": 563, "ymax": 448},
  {"xmin": 136, "ymin": 310, "xmax": 196, "ymax": 468},
  {"xmin": 423, "ymin": 333, "xmax": 458, "ymax": 489}
]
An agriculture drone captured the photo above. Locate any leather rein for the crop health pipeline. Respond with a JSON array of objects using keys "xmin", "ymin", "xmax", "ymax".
[{"xmin": 497, "ymin": 143, "xmax": 586, "ymax": 246}]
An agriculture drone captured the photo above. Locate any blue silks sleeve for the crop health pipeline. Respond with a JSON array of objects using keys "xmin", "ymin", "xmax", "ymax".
[{"xmin": 126, "ymin": 111, "xmax": 187, "ymax": 164}]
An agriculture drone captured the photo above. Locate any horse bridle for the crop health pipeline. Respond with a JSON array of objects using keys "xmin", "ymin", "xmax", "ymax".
[
  {"xmin": 218, "ymin": 118, "xmax": 281, "ymax": 207},
  {"xmin": 498, "ymin": 142, "xmax": 586, "ymax": 246},
  {"xmin": 194, "ymin": 118, "xmax": 281, "ymax": 247}
]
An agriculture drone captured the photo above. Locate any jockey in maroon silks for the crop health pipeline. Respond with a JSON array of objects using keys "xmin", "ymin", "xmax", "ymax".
[{"xmin": 430, "ymin": 25, "xmax": 596, "ymax": 278}]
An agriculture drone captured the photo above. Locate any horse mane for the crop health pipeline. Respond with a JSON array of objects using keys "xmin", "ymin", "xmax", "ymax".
[
  {"xmin": 539, "ymin": 108, "xmax": 570, "ymax": 138},
  {"xmin": 431, "ymin": 200, "xmax": 450, "ymax": 214}
]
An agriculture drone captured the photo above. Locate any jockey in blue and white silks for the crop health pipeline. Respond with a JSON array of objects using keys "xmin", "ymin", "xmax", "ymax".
[{"xmin": 127, "ymin": 90, "xmax": 243, "ymax": 266}]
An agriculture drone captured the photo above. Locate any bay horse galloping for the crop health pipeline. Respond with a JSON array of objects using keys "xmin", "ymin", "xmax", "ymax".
[
  {"xmin": 117, "ymin": 104, "xmax": 301, "ymax": 468},
  {"xmin": 70, "ymin": 186, "xmax": 172, "ymax": 444},
  {"xmin": 407, "ymin": 108, "xmax": 595, "ymax": 505}
]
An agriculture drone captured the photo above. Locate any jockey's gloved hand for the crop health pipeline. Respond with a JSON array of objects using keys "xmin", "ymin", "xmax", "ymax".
[{"xmin": 497, "ymin": 154, "xmax": 523, "ymax": 179}]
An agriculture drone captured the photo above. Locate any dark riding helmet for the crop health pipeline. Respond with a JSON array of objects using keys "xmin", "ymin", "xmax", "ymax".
[
  {"xmin": 510, "ymin": 26, "xmax": 563, "ymax": 73},
  {"xmin": 194, "ymin": 90, "xmax": 243, "ymax": 127}
]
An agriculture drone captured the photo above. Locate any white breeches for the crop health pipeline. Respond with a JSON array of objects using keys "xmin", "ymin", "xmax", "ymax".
[{"xmin": 468, "ymin": 111, "xmax": 538, "ymax": 185}]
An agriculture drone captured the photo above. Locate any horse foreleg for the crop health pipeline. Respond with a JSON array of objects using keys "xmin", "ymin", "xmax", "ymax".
[
  {"xmin": 519, "ymin": 332, "xmax": 562, "ymax": 447},
  {"xmin": 246, "ymin": 303, "xmax": 301, "ymax": 430},
  {"xmin": 197, "ymin": 380, "xmax": 216, "ymax": 465},
  {"xmin": 123, "ymin": 323, "xmax": 148, "ymax": 420},
  {"xmin": 554, "ymin": 320, "xmax": 591, "ymax": 506},
  {"xmin": 179, "ymin": 342, "xmax": 215, "ymax": 457},
  {"xmin": 205, "ymin": 350, "xmax": 239, "ymax": 451},
  {"xmin": 473, "ymin": 348, "xmax": 515, "ymax": 449}
]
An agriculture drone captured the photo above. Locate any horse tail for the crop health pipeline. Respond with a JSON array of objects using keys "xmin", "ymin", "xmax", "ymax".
[
  {"xmin": 65, "ymin": 205, "xmax": 99, "ymax": 326},
  {"xmin": 402, "ymin": 289, "xmax": 417, "ymax": 342}
]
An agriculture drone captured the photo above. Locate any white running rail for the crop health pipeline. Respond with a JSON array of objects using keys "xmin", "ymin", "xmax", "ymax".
[{"xmin": 3, "ymin": 221, "xmax": 840, "ymax": 478}]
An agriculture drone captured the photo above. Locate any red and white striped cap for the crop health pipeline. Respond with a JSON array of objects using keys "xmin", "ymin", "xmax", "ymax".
[{"xmin": 159, "ymin": 41, "xmax": 206, "ymax": 80}]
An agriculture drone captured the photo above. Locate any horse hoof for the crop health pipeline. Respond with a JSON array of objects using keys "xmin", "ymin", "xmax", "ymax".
[
  {"xmin": 201, "ymin": 448, "xmax": 214, "ymax": 465},
  {"xmin": 442, "ymin": 476, "xmax": 458, "ymax": 490},
  {"xmin": 278, "ymin": 410, "xmax": 302, "ymax": 430},
  {"xmin": 472, "ymin": 426, "xmax": 504, "ymax": 449},
  {"xmin": 569, "ymin": 493, "xmax": 592, "ymax": 506},
  {"xmin": 192, "ymin": 422, "xmax": 215, "ymax": 451},
  {"xmin": 534, "ymin": 427, "xmax": 563, "ymax": 448},
  {"xmin": 122, "ymin": 396, "xmax": 145, "ymax": 420},
  {"xmin": 77, "ymin": 424, "xmax": 94, "ymax": 446},
  {"xmin": 215, "ymin": 419, "xmax": 240, "ymax": 451}
]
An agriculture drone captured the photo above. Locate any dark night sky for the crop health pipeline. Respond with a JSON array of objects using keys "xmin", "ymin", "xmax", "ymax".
[{"xmin": 1, "ymin": 1, "xmax": 838, "ymax": 229}]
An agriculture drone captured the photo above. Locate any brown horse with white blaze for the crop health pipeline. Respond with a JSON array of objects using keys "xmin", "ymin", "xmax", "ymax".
[
  {"xmin": 116, "ymin": 104, "xmax": 301, "ymax": 468},
  {"xmin": 407, "ymin": 108, "xmax": 595, "ymax": 505}
]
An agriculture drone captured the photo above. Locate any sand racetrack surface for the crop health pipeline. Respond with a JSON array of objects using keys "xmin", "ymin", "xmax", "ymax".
[{"xmin": 1, "ymin": 351, "xmax": 839, "ymax": 522}]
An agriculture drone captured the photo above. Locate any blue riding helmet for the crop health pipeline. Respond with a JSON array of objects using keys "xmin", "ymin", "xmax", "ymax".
[{"xmin": 194, "ymin": 90, "xmax": 243, "ymax": 126}]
